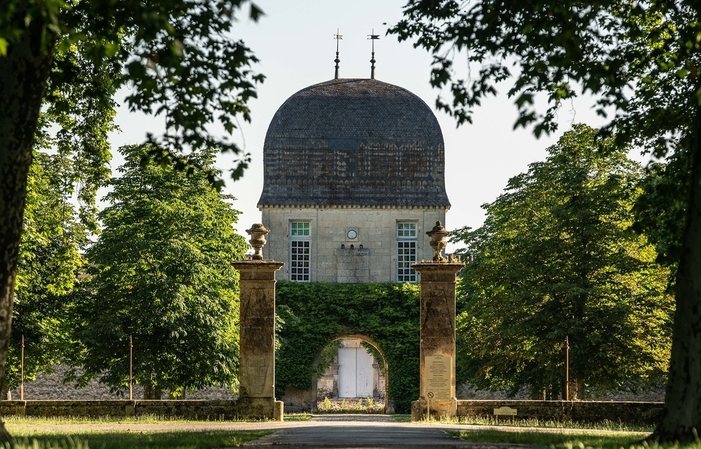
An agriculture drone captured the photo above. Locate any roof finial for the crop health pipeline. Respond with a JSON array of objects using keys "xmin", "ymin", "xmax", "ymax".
[
  {"xmin": 368, "ymin": 29, "xmax": 380, "ymax": 79},
  {"xmin": 334, "ymin": 29, "xmax": 342, "ymax": 79}
]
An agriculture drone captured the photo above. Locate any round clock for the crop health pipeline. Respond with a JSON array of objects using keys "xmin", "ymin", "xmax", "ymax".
[{"xmin": 347, "ymin": 229, "xmax": 358, "ymax": 240}]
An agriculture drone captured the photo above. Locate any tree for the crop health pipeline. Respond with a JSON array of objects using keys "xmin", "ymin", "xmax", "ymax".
[
  {"xmin": 634, "ymin": 148, "xmax": 691, "ymax": 271},
  {"xmin": 71, "ymin": 145, "xmax": 247, "ymax": 398},
  {"xmin": 8, "ymin": 151, "xmax": 87, "ymax": 395},
  {"xmin": 452, "ymin": 125, "xmax": 673, "ymax": 400},
  {"xmin": 390, "ymin": 1, "xmax": 701, "ymax": 441},
  {"xmin": 0, "ymin": 0, "xmax": 262, "ymax": 432}
]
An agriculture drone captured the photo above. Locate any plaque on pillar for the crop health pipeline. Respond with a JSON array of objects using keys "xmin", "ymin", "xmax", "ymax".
[
  {"xmin": 425, "ymin": 354, "xmax": 452, "ymax": 400},
  {"xmin": 412, "ymin": 222, "xmax": 464, "ymax": 420}
]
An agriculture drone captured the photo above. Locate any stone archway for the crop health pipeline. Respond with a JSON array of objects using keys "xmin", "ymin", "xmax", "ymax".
[
  {"xmin": 312, "ymin": 334, "xmax": 389, "ymax": 412},
  {"xmin": 274, "ymin": 281, "xmax": 421, "ymax": 413}
]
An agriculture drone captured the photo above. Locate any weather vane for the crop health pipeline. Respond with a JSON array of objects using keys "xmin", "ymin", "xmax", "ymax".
[
  {"xmin": 368, "ymin": 29, "xmax": 380, "ymax": 79},
  {"xmin": 334, "ymin": 28, "xmax": 343, "ymax": 79}
]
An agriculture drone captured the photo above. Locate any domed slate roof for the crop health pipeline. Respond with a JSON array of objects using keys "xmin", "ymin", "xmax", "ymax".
[{"xmin": 257, "ymin": 78, "xmax": 450, "ymax": 208}]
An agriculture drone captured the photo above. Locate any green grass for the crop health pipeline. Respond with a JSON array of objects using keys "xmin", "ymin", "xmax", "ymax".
[
  {"xmin": 395, "ymin": 414, "xmax": 653, "ymax": 432},
  {"xmin": 3, "ymin": 415, "xmax": 226, "ymax": 425},
  {"xmin": 450, "ymin": 429, "xmax": 701, "ymax": 449},
  {"xmin": 450, "ymin": 428, "xmax": 643, "ymax": 448},
  {"xmin": 1, "ymin": 430, "xmax": 271, "ymax": 449},
  {"xmin": 455, "ymin": 416, "xmax": 654, "ymax": 432},
  {"xmin": 283, "ymin": 413, "xmax": 314, "ymax": 421}
]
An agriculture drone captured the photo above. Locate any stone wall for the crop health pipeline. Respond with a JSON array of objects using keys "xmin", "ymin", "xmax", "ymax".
[
  {"xmin": 7, "ymin": 366, "xmax": 237, "ymax": 401},
  {"xmin": 0, "ymin": 400, "xmax": 242, "ymax": 420},
  {"xmin": 455, "ymin": 400, "xmax": 663, "ymax": 425},
  {"xmin": 261, "ymin": 206, "xmax": 446, "ymax": 282},
  {"xmin": 0, "ymin": 398, "xmax": 664, "ymax": 424}
]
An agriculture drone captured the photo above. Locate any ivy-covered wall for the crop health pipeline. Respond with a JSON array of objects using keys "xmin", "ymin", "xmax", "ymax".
[{"xmin": 275, "ymin": 282, "xmax": 420, "ymax": 413}]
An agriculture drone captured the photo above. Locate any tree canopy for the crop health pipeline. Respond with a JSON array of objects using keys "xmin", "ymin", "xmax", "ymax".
[
  {"xmin": 453, "ymin": 125, "xmax": 673, "ymax": 399},
  {"xmin": 71, "ymin": 145, "xmax": 248, "ymax": 398},
  {"xmin": 390, "ymin": 1, "xmax": 701, "ymax": 441},
  {"xmin": 0, "ymin": 0, "xmax": 263, "ymax": 431},
  {"xmin": 8, "ymin": 151, "xmax": 87, "ymax": 393}
]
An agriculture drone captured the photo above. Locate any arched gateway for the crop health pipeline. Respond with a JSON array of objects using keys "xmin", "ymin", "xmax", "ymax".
[
  {"xmin": 232, "ymin": 224, "xmax": 463, "ymax": 419},
  {"xmin": 234, "ymin": 67, "xmax": 459, "ymax": 418}
]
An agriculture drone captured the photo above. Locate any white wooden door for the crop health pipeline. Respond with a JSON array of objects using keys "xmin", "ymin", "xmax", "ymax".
[
  {"xmin": 356, "ymin": 348, "xmax": 373, "ymax": 397},
  {"xmin": 338, "ymin": 347, "xmax": 374, "ymax": 398}
]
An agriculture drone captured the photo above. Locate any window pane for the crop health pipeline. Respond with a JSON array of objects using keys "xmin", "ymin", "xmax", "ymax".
[
  {"xmin": 291, "ymin": 222, "xmax": 310, "ymax": 237},
  {"xmin": 397, "ymin": 222, "xmax": 417, "ymax": 238},
  {"xmin": 397, "ymin": 240, "xmax": 417, "ymax": 282},
  {"xmin": 290, "ymin": 239, "xmax": 310, "ymax": 282}
]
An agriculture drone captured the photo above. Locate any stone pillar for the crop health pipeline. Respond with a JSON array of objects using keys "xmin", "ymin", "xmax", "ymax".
[
  {"xmin": 411, "ymin": 221, "xmax": 464, "ymax": 420},
  {"xmin": 231, "ymin": 224, "xmax": 284, "ymax": 420}
]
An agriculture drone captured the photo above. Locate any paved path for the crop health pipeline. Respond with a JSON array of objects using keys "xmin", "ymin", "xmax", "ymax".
[
  {"xmin": 244, "ymin": 414, "xmax": 515, "ymax": 448},
  {"xmin": 7, "ymin": 414, "xmax": 646, "ymax": 448},
  {"xmin": 7, "ymin": 414, "xmax": 519, "ymax": 447}
]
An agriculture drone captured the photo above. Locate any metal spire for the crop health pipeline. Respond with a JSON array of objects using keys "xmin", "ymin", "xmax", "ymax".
[
  {"xmin": 334, "ymin": 29, "xmax": 342, "ymax": 79},
  {"xmin": 368, "ymin": 29, "xmax": 380, "ymax": 79}
]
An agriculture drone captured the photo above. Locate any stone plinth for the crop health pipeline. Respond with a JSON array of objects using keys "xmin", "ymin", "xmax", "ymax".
[
  {"xmin": 231, "ymin": 260, "xmax": 284, "ymax": 420},
  {"xmin": 411, "ymin": 262, "xmax": 464, "ymax": 420}
]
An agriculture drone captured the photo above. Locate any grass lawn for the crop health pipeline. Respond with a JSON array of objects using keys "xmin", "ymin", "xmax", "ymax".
[
  {"xmin": 3, "ymin": 416, "xmax": 276, "ymax": 449},
  {"xmin": 450, "ymin": 429, "xmax": 701, "ymax": 449},
  {"xmin": 2, "ymin": 429, "xmax": 272, "ymax": 449},
  {"xmin": 450, "ymin": 428, "xmax": 645, "ymax": 448}
]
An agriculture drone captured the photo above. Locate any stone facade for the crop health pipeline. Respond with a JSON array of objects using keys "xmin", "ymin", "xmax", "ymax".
[
  {"xmin": 257, "ymin": 76, "xmax": 451, "ymax": 410},
  {"xmin": 262, "ymin": 206, "xmax": 445, "ymax": 282}
]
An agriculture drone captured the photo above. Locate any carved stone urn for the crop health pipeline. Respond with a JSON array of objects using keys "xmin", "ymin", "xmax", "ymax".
[
  {"xmin": 426, "ymin": 221, "xmax": 449, "ymax": 262},
  {"xmin": 246, "ymin": 223, "xmax": 270, "ymax": 260}
]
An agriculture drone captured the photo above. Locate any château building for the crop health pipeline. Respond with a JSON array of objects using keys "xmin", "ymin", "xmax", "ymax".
[{"xmin": 258, "ymin": 77, "xmax": 451, "ymax": 283}]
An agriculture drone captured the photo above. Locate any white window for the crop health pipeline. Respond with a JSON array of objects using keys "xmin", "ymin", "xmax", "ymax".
[
  {"xmin": 290, "ymin": 222, "xmax": 311, "ymax": 282},
  {"xmin": 397, "ymin": 222, "xmax": 418, "ymax": 283}
]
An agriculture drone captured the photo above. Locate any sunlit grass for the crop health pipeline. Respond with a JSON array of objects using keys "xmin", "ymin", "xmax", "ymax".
[
  {"xmin": 283, "ymin": 413, "xmax": 313, "ymax": 421},
  {"xmin": 454, "ymin": 416, "xmax": 654, "ymax": 432},
  {"xmin": 3, "ymin": 414, "xmax": 213, "ymax": 425},
  {"xmin": 450, "ymin": 429, "xmax": 701, "ymax": 449},
  {"xmin": 0, "ymin": 430, "xmax": 271, "ymax": 449},
  {"xmin": 395, "ymin": 413, "xmax": 653, "ymax": 432}
]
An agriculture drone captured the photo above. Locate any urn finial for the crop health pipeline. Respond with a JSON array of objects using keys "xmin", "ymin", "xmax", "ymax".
[
  {"xmin": 426, "ymin": 221, "xmax": 449, "ymax": 262},
  {"xmin": 246, "ymin": 223, "xmax": 270, "ymax": 260}
]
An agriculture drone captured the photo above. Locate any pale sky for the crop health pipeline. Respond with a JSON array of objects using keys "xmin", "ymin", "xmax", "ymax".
[{"xmin": 109, "ymin": 0, "xmax": 636, "ymax": 249}]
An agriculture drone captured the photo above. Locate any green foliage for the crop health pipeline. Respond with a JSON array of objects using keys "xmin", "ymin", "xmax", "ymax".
[
  {"xmin": 634, "ymin": 148, "xmax": 691, "ymax": 271},
  {"xmin": 9, "ymin": 151, "xmax": 89, "ymax": 391},
  {"xmin": 453, "ymin": 125, "xmax": 673, "ymax": 397},
  {"xmin": 390, "ymin": 1, "xmax": 701, "ymax": 440},
  {"xmin": 389, "ymin": 1, "xmax": 697, "ymax": 153},
  {"xmin": 71, "ymin": 145, "xmax": 248, "ymax": 396},
  {"xmin": 316, "ymin": 340, "xmax": 341, "ymax": 377},
  {"xmin": 2, "ymin": 0, "xmax": 265, "ymax": 183},
  {"xmin": 275, "ymin": 282, "xmax": 420, "ymax": 414}
]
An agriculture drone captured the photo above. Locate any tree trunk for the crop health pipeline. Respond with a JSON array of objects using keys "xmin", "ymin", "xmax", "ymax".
[
  {"xmin": 653, "ymin": 105, "xmax": 701, "ymax": 443},
  {"xmin": 143, "ymin": 384, "xmax": 163, "ymax": 400},
  {"xmin": 0, "ymin": 2, "xmax": 57, "ymax": 441},
  {"xmin": 567, "ymin": 378, "xmax": 585, "ymax": 401}
]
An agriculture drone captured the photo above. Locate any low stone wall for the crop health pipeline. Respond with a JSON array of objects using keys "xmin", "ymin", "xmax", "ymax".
[
  {"xmin": 456, "ymin": 400, "xmax": 664, "ymax": 425},
  {"xmin": 0, "ymin": 398, "xmax": 664, "ymax": 425},
  {"xmin": 0, "ymin": 400, "xmax": 243, "ymax": 420}
]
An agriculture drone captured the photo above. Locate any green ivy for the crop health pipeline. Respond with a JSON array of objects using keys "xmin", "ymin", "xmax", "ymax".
[{"xmin": 275, "ymin": 282, "xmax": 420, "ymax": 413}]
